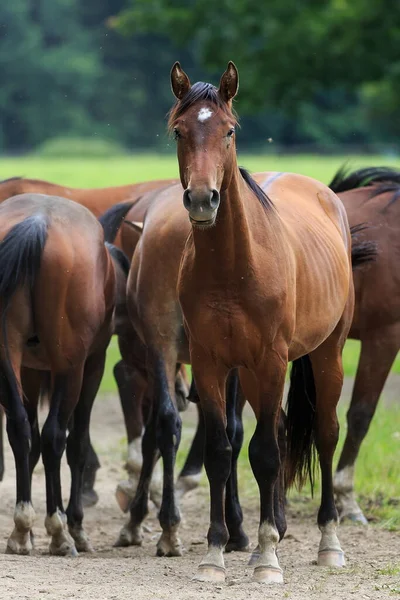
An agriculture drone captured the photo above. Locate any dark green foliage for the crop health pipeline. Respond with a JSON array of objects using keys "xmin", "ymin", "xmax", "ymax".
[{"xmin": 1, "ymin": 0, "xmax": 399, "ymax": 152}]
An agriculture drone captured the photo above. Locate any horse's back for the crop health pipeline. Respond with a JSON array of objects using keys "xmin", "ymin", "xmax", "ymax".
[{"xmin": 252, "ymin": 172, "xmax": 352, "ymax": 356}]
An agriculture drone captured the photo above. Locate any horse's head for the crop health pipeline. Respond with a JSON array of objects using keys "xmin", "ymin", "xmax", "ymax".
[{"xmin": 169, "ymin": 62, "xmax": 239, "ymax": 228}]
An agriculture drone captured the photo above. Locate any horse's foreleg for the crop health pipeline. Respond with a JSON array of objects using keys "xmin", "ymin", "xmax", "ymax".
[
  {"xmin": 334, "ymin": 328, "xmax": 400, "ymax": 524},
  {"xmin": 42, "ymin": 369, "xmax": 84, "ymax": 557},
  {"xmin": 224, "ymin": 371, "xmax": 249, "ymax": 553},
  {"xmin": 191, "ymin": 351, "xmax": 231, "ymax": 583},
  {"xmin": 241, "ymin": 360, "xmax": 286, "ymax": 584}
]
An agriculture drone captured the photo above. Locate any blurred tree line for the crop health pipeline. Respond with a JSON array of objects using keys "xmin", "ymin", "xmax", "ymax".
[{"xmin": 1, "ymin": 0, "xmax": 399, "ymax": 153}]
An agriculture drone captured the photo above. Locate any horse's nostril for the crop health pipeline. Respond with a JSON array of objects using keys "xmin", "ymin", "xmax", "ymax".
[
  {"xmin": 210, "ymin": 189, "xmax": 220, "ymax": 209},
  {"xmin": 183, "ymin": 189, "xmax": 192, "ymax": 210}
]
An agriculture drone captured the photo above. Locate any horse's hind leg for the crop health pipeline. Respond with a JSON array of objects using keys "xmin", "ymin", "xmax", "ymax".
[
  {"xmin": 0, "ymin": 406, "xmax": 4, "ymax": 482},
  {"xmin": 0, "ymin": 359, "xmax": 35, "ymax": 555},
  {"xmin": 334, "ymin": 326, "xmax": 400, "ymax": 524},
  {"xmin": 20, "ymin": 368, "xmax": 42, "ymax": 549},
  {"xmin": 310, "ymin": 335, "xmax": 348, "ymax": 568},
  {"xmin": 41, "ymin": 369, "xmax": 84, "ymax": 556},
  {"xmin": 65, "ymin": 350, "xmax": 108, "ymax": 553}
]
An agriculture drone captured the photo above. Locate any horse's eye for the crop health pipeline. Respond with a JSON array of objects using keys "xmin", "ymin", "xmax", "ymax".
[
  {"xmin": 174, "ymin": 128, "xmax": 181, "ymax": 140},
  {"xmin": 227, "ymin": 128, "xmax": 235, "ymax": 138}
]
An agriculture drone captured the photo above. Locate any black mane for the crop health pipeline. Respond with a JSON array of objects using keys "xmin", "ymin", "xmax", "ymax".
[
  {"xmin": 239, "ymin": 167, "xmax": 274, "ymax": 212},
  {"xmin": 0, "ymin": 176, "xmax": 22, "ymax": 184},
  {"xmin": 168, "ymin": 82, "xmax": 237, "ymax": 129},
  {"xmin": 328, "ymin": 165, "xmax": 400, "ymax": 208}
]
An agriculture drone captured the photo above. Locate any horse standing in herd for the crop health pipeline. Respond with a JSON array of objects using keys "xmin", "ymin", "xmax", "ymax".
[
  {"xmin": 0, "ymin": 194, "xmax": 131, "ymax": 555},
  {"xmin": 170, "ymin": 61, "xmax": 366, "ymax": 582}
]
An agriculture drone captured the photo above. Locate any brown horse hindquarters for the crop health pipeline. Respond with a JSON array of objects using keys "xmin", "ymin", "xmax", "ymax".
[{"xmin": 0, "ymin": 193, "xmax": 119, "ymax": 557}]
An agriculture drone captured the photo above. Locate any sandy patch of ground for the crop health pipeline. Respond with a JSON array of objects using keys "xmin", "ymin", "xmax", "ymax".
[{"xmin": 0, "ymin": 379, "xmax": 399, "ymax": 600}]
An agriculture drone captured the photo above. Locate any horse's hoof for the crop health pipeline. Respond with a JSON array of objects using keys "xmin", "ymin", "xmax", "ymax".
[
  {"xmin": 6, "ymin": 539, "xmax": 33, "ymax": 556},
  {"xmin": 340, "ymin": 511, "xmax": 368, "ymax": 526},
  {"xmin": 248, "ymin": 547, "xmax": 260, "ymax": 566},
  {"xmin": 82, "ymin": 489, "xmax": 99, "ymax": 508},
  {"xmin": 252, "ymin": 565, "xmax": 283, "ymax": 584},
  {"xmin": 114, "ymin": 524, "xmax": 143, "ymax": 547},
  {"xmin": 156, "ymin": 535, "xmax": 183, "ymax": 557},
  {"xmin": 69, "ymin": 528, "xmax": 94, "ymax": 553},
  {"xmin": 49, "ymin": 540, "xmax": 78, "ymax": 557},
  {"xmin": 193, "ymin": 564, "xmax": 226, "ymax": 583},
  {"xmin": 317, "ymin": 549, "xmax": 345, "ymax": 567}
]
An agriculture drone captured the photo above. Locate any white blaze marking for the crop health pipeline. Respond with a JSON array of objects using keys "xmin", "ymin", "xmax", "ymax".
[{"xmin": 198, "ymin": 107, "xmax": 213, "ymax": 122}]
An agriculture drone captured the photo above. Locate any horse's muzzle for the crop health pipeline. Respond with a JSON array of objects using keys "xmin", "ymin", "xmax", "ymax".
[{"xmin": 183, "ymin": 188, "xmax": 220, "ymax": 224}]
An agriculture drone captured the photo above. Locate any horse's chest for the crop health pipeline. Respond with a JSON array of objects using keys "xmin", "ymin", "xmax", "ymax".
[{"xmin": 183, "ymin": 288, "xmax": 275, "ymax": 363}]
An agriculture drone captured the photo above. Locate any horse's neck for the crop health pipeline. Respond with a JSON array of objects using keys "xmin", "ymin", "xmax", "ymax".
[{"xmin": 191, "ymin": 170, "xmax": 262, "ymax": 275}]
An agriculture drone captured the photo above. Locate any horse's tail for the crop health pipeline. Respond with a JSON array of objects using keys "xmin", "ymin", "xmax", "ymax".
[
  {"xmin": 0, "ymin": 213, "xmax": 49, "ymax": 411},
  {"xmin": 98, "ymin": 201, "xmax": 135, "ymax": 244},
  {"xmin": 285, "ymin": 355, "xmax": 317, "ymax": 492},
  {"xmin": 350, "ymin": 224, "xmax": 378, "ymax": 269}
]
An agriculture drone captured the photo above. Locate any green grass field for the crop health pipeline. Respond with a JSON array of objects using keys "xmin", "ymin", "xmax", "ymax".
[{"xmin": 1, "ymin": 153, "xmax": 399, "ymax": 527}]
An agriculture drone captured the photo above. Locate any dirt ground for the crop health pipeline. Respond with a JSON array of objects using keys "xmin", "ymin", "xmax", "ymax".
[{"xmin": 0, "ymin": 380, "xmax": 399, "ymax": 600}]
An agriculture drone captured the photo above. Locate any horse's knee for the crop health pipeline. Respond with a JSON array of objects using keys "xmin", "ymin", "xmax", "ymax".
[{"xmin": 249, "ymin": 427, "xmax": 280, "ymax": 483}]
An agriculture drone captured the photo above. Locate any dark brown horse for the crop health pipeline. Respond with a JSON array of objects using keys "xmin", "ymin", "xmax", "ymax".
[
  {"xmin": 0, "ymin": 193, "xmax": 131, "ymax": 556},
  {"xmin": 0, "ymin": 176, "xmax": 182, "ymax": 505},
  {"xmin": 328, "ymin": 167, "xmax": 400, "ymax": 523},
  {"xmin": 172, "ymin": 62, "xmax": 356, "ymax": 583}
]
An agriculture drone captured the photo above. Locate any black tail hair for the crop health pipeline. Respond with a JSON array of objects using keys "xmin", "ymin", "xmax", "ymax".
[
  {"xmin": 98, "ymin": 201, "xmax": 135, "ymax": 244},
  {"xmin": 285, "ymin": 355, "xmax": 317, "ymax": 492},
  {"xmin": 350, "ymin": 224, "xmax": 378, "ymax": 268},
  {"xmin": 328, "ymin": 165, "xmax": 400, "ymax": 194},
  {"xmin": 0, "ymin": 214, "xmax": 49, "ymax": 413},
  {"xmin": 105, "ymin": 242, "xmax": 130, "ymax": 278}
]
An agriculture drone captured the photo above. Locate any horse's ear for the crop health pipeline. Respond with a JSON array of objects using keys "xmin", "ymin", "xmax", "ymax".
[
  {"xmin": 171, "ymin": 62, "xmax": 191, "ymax": 100},
  {"xmin": 219, "ymin": 61, "xmax": 239, "ymax": 103}
]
